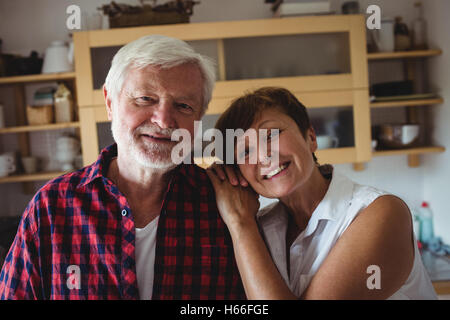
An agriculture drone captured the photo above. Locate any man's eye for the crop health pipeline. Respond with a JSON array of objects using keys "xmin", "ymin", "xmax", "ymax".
[
  {"xmin": 177, "ymin": 103, "xmax": 193, "ymax": 112},
  {"xmin": 136, "ymin": 96, "xmax": 154, "ymax": 103}
]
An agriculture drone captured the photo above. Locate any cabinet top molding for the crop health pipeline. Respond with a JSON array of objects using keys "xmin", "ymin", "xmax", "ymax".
[{"xmin": 73, "ymin": 14, "xmax": 365, "ymax": 48}]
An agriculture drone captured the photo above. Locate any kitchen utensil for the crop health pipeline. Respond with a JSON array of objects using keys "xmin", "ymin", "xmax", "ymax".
[
  {"xmin": 42, "ymin": 41, "xmax": 73, "ymax": 74},
  {"xmin": 316, "ymin": 135, "xmax": 339, "ymax": 149},
  {"xmin": 378, "ymin": 124, "xmax": 420, "ymax": 149}
]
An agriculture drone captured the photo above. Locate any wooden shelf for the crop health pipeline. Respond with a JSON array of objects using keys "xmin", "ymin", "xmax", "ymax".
[
  {"xmin": 367, "ymin": 49, "xmax": 442, "ymax": 60},
  {"xmin": 373, "ymin": 146, "xmax": 445, "ymax": 157},
  {"xmin": 0, "ymin": 122, "xmax": 80, "ymax": 134},
  {"xmin": 0, "ymin": 171, "xmax": 67, "ymax": 184},
  {"xmin": 0, "ymin": 72, "xmax": 76, "ymax": 85},
  {"xmin": 370, "ymin": 97, "xmax": 444, "ymax": 108}
]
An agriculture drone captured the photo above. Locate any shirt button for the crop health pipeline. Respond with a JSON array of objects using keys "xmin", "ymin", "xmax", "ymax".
[{"xmin": 121, "ymin": 209, "xmax": 127, "ymax": 217}]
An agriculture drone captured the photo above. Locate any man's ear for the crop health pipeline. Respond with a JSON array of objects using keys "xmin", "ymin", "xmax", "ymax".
[{"xmin": 103, "ymin": 85, "xmax": 113, "ymax": 121}]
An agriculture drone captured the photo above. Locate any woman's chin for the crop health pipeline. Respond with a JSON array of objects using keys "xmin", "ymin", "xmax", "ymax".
[{"xmin": 259, "ymin": 185, "xmax": 295, "ymax": 199}]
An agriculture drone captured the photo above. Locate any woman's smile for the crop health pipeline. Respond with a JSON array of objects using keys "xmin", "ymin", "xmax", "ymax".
[{"xmin": 262, "ymin": 161, "xmax": 291, "ymax": 180}]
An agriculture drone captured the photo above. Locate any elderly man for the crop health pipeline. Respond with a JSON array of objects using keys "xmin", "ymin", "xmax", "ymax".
[{"xmin": 0, "ymin": 35, "xmax": 245, "ymax": 300}]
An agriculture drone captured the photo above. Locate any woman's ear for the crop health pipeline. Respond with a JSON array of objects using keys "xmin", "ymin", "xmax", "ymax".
[{"xmin": 307, "ymin": 127, "xmax": 318, "ymax": 153}]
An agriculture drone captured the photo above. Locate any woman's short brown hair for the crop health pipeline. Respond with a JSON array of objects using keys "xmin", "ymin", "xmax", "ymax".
[{"xmin": 215, "ymin": 86, "xmax": 318, "ymax": 163}]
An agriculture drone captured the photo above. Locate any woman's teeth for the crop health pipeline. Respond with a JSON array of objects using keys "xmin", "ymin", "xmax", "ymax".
[{"xmin": 264, "ymin": 163, "xmax": 288, "ymax": 179}]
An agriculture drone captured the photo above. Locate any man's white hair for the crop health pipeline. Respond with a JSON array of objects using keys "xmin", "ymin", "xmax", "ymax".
[{"xmin": 104, "ymin": 34, "xmax": 216, "ymax": 114}]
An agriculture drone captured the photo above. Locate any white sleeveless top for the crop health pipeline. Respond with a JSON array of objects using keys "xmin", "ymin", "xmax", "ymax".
[{"xmin": 257, "ymin": 171, "xmax": 437, "ymax": 299}]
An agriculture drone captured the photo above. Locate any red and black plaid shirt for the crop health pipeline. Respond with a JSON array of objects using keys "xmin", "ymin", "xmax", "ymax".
[{"xmin": 0, "ymin": 144, "xmax": 245, "ymax": 300}]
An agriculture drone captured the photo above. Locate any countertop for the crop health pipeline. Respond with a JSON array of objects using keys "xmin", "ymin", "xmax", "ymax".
[{"xmin": 421, "ymin": 249, "xmax": 450, "ymax": 295}]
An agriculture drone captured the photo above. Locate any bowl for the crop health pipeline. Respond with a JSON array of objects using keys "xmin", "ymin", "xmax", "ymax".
[{"xmin": 377, "ymin": 124, "xmax": 420, "ymax": 149}]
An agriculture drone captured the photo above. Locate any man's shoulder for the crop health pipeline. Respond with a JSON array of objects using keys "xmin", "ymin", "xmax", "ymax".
[
  {"xmin": 34, "ymin": 164, "xmax": 96, "ymax": 198},
  {"xmin": 178, "ymin": 163, "xmax": 213, "ymax": 189}
]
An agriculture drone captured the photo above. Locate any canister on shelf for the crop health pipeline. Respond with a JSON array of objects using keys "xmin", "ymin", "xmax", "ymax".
[{"xmin": 54, "ymin": 83, "xmax": 74, "ymax": 123}]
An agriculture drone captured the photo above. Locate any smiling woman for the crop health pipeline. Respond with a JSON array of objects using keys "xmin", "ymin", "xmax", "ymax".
[{"xmin": 207, "ymin": 86, "xmax": 437, "ymax": 300}]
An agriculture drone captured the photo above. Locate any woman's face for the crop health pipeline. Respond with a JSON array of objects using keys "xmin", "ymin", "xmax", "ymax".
[{"xmin": 236, "ymin": 108, "xmax": 318, "ymax": 199}]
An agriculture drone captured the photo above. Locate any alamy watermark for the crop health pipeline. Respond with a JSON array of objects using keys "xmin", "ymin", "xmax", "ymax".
[
  {"xmin": 67, "ymin": 265, "xmax": 81, "ymax": 290},
  {"xmin": 171, "ymin": 121, "xmax": 280, "ymax": 176},
  {"xmin": 366, "ymin": 264, "xmax": 381, "ymax": 290}
]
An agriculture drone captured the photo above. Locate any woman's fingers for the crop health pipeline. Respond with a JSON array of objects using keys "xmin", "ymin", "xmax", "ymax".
[
  {"xmin": 224, "ymin": 165, "xmax": 239, "ymax": 186},
  {"xmin": 209, "ymin": 162, "xmax": 226, "ymax": 181},
  {"xmin": 236, "ymin": 170, "xmax": 249, "ymax": 187},
  {"xmin": 208, "ymin": 163, "xmax": 248, "ymax": 187}
]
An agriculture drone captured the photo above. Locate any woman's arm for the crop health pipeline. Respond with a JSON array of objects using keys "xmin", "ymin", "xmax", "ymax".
[
  {"xmin": 301, "ymin": 195, "xmax": 415, "ymax": 300},
  {"xmin": 206, "ymin": 165, "xmax": 297, "ymax": 300}
]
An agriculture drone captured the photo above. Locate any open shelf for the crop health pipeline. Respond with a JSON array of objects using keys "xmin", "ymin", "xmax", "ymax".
[
  {"xmin": 0, "ymin": 122, "xmax": 80, "ymax": 134},
  {"xmin": 0, "ymin": 72, "xmax": 76, "ymax": 85},
  {"xmin": 367, "ymin": 49, "xmax": 442, "ymax": 60},
  {"xmin": 370, "ymin": 97, "xmax": 444, "ymax": 108},
  {"xmin": 373, "ymin": 146, "xmax": 445, "ymax": 157},
  {"xmin": 0, "ymin": 171, "xmax": 68, "ymax": 184}
]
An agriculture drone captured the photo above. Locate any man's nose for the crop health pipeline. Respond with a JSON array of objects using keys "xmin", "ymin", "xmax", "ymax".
[{"xmin": 150, "ymin": 100, "xmax": 175, "ymax": 129}]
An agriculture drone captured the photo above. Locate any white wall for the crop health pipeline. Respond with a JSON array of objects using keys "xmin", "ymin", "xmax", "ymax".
[
  {"xmin": 422, "ymin": 0, "xmax": 450, "ymax": 244},
  {"xmin": 0, "ymin": 0, "xmax": 448, "ymax": 244}
]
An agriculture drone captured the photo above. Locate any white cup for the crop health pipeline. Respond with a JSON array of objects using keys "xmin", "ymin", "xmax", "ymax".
[
  {"xmin": 401, "ymin": 125, "xmax": 420, "ymax": 145},
  {"xmin": 372, "ymin": 18, "xmax": 395, "ymax": 52},
  {"xmin": 21, "ymin": 156, "xmax": 38, "ymax": 174},
  {"xmin": 0, "ymin": 153, "xmax": 16, "ymax": 177},
  {"xmin": 316, "ymin": 135, "xmax": 339, "ymax": 149}
]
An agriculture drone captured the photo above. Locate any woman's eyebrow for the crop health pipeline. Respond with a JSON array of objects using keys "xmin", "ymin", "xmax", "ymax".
[{"xmin": 256, "ymin": 119, "xmax": 281, "ymax": 129}]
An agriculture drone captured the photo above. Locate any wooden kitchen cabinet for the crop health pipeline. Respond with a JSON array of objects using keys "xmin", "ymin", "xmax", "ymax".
[
  {"xmin": 73, "ymin": 14, "xmax": 372, "ymax": 168},
  {"xmin": 0, "ymin": 72, "xmax": 79, "ymax": 184}
]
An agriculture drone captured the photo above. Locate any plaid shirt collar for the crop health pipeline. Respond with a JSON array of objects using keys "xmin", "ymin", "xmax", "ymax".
[{"xmin": 80, "ymin": 143, "xmax": 199, "ymax": 189}]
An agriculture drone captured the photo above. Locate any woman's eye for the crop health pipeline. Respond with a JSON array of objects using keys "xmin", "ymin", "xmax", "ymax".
[
  {"xmin": 238, "ymin": 147, "xmax": 253, "ymax": 161},
  {"xmin": 266, "ymin": 129, "xmax": 280, "ymax": 140}
]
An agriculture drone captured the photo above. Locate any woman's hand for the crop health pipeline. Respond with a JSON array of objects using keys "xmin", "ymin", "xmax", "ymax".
[{"xmin": 206, "ymin": 163, "xmax": 260, "ymax": 229}]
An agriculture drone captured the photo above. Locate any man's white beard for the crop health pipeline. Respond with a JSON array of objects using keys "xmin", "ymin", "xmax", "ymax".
[{"xmin": 111, "ymin": 116, "xmax": 177, "ymax": 170}]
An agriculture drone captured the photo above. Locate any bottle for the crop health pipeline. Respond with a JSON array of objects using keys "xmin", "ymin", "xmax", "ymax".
[
  {"xmin": 411, "ymin": 208, "xmax": 421, "ymax": 240},
  {"xmin": 394, "ymin": 16, "xmax": 411, "ymax": 51},
  {"xmin": 419, "ymin": 201, "xmax": 434, "ymax": 245},
  {"xmin": 54, "ymin": 83, "xmax": 74, "ymax": 123},
  {"xmin": 412, "ymin": 2, "xmax": 427, "ymax": 50}
]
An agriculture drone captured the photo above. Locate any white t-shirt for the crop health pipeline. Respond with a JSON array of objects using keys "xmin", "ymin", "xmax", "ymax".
[
  {"xmin": 257, "ymin": 171, "xmax": 437, "ymax": 300},
  {"xmin": 135, "ymin": 216, "xmax": 159, "ymax": 300}
]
